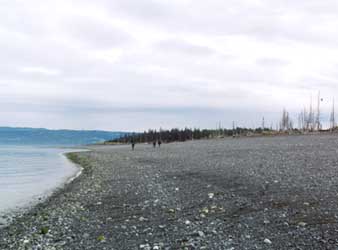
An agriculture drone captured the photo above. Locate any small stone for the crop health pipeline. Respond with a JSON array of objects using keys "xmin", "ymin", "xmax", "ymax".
[
  {"xmin": 208, "ymin": 193, "xmax": 214, "ymax": 199},
  {"xmin": 139, "ymin": 217, "xmax": 146, "ymax": 222},
  {"xmin": 298, "ymin": 221, "xmax": 307, "ymax": 227},
  {"xmin": 140, "ymin": 244, "xmax": 151, "ymax": 250},
  {"xmin": 185, "ymin": 220, "xmax": 191, "ymax": 225},
  {"xmin": 264, "ymin": 238, "xmax": 272, "ymax": 244},
  {"xmin": 198, "ymin": 231, "xmax": 205, "ymax": 237},
  {"xmin": 202, "ymin": 208, "xmax": 209, "ymax": 214}
]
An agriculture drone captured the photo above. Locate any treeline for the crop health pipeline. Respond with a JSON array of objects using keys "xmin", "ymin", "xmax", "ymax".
[{"xmin": 106, "ymin": 127, "xmax": 273, "ymax": 144}]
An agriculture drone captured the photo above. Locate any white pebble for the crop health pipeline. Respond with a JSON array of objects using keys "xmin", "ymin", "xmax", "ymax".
[{"xmin": 264, "ymin": 238, "xmax": 272, "ymax": 244}]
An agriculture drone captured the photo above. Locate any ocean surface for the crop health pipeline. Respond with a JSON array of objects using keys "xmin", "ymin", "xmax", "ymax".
[{"xmin": 0, "ymin": 145, "xmax": 82, "ymax": 217}]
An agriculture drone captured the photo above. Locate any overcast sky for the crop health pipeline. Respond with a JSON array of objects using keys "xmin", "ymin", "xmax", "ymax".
[{"xmin": 1, "ymin": 0, "xmax": 338, "ymax": 131}]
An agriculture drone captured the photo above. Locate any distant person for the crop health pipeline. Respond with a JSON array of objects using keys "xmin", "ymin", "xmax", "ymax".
[
  {"xmin": 131, "ymin": 139, "xmax": 135, "ymax": 151},
  {"xmin": 153, "ymin": 141, "xmax": 156, "ymax": 148},
  {"xmin": 158, "ymin": 140, "xmax": 162, "ymax": 147}
]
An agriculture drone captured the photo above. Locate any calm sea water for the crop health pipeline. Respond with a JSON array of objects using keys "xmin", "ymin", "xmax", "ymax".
[{"xmin": 0, "ymin": 145, "xmax": 81, "ymax": 216}]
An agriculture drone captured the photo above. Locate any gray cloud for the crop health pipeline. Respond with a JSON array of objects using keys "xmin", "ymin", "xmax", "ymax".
[
  {"xmin": 1, "ymin": 0, "xmax": 338, "ymax": 130},
  {"xmin": 96, "ymin": 0, "xmax": 338, "ymax": 45},
  {"xmin": 108, "ymin": 0, "xmax": 173, "ymax": 21},
  {"xmin": 64, "ymin": 15, "xmax": 132, "ymax": 49},
  {"xmin": 256, "ymin": 58, "xmax": 289, "ymax": 67},
  {"xmin": 0, "ymin": 1, "xmax": 48, "ymax": 36},
  {"xmin": 155, "ymin": 39, "xmax": 216, "ymax": 56}
]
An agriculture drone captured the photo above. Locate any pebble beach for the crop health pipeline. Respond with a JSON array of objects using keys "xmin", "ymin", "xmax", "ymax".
[{"xmin": 2, "ymin": 135, "xmax": 338, "ymax": 249}]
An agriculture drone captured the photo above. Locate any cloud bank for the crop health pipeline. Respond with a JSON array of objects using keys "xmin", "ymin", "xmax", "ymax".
[{"xmin": 1, "ymin": 0, "xmax": 338, "ymax": 131}]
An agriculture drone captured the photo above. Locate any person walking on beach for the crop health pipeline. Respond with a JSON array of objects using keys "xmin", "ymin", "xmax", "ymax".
[
  {"xmin": 131, "ymin": 138, "xmax": 135, "ymax": 151},
  {"xmin": 153, "ymin": 141, "xmax": 156, "ymax": 148},
  {"xmin": 158, "ymin": 140, "xmax": 162, "ymax": 147}
]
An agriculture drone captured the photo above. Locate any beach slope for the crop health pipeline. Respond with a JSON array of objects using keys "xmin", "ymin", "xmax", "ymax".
[{"xmin": 1, "ymin": 135, "xmax": 338, "ymax": 249}]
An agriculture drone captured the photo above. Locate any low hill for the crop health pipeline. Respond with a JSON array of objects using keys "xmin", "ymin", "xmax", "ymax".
[{"xmin": 0, "ymin": 127, "xmax": 125, "ymax": 145}]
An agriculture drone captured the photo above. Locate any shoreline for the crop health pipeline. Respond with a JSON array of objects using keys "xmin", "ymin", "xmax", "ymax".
[
  {"xmin": 63, "ymin": 151, "xmax": 86, "ymax": 184},
  {"xmin": 0, "ymin": 148, "xmax": 94, "ymax": 249},
  {"xmin": 0, "ymin": 148, "xmax": 88, "ymax": 229}
]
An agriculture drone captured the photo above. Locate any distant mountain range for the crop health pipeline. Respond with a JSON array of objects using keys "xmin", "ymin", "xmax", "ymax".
[{"xmin": 0, "ymin": 127, "xmax": 126, "ymax": 145}]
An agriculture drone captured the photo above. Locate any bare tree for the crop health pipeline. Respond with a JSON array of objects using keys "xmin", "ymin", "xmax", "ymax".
[
  {"xmin": 280, "ymin": 109, "xmax": 293, "ymax": 131},
  {"xmin": 298, "ymin": 111, "xmax": 303, "ymax": 131},
  {"xmin": 315, "ymin": 91, "xmax": 321, "ymax": 131},
  {"xmin": 330, "ymin": 98, "xmax": 335, "ymax": 132},
  {"xmin": 232, "ymin": 121, "xmax": 235, "ymax": 137},
  {"xmin": 308, "ymin": 96, "xmax": 315, "ymax": 131}
]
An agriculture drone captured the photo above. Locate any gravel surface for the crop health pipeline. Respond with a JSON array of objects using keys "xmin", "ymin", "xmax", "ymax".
[{"xmin": 2, "ymin": 135, "xmax": 338, "ymax": 249}]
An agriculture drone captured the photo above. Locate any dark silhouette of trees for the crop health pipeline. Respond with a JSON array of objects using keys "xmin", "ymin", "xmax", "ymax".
[{"xmin": 106, "ymin": 127, "xmax": 273, "ymax": 144}]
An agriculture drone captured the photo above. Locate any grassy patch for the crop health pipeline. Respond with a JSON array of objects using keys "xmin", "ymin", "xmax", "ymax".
[
  {"xmin": 97, "ymin": 235, "xmax": 106, "ymax": 242},
  {"xmin": 66, "ymin": 152, "xmax": 93, "ymax": 174},
  {"xmin": 40, "ymin": 227, "xmax": 49, "ymax": 235}
]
